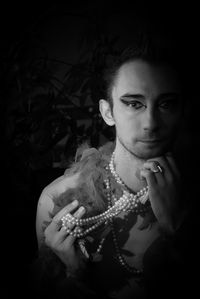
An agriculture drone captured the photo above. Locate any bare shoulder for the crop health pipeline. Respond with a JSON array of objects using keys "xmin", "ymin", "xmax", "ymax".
[{"xmin": 36, "ymin": 172, "xmax": 80, "ymax": 247}]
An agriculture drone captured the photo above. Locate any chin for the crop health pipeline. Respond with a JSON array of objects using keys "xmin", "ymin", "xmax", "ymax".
[
  {"xmin": 118, "ymin": 136, "xmax": 173, "ymax": 159},
  {"xmin": 136, "ymin": 151, "xmax": 163, "ymax": 160},
  {"xmin": 135, "ymin": 145, "xmax": 171, "ymax": 159}
]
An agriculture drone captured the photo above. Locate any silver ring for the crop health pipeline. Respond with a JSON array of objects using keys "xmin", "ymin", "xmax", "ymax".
[
  {"xmin": 152, "ymin": 163, "xmax": 163, "ymax": 173},
  {"xmin": 157, "ymin": 164, "xmax": 163, "ymax": 173}
]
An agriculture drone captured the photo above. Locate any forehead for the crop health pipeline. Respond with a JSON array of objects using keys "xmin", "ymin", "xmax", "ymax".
[{"xmin": 112, "ymin": 60, "xmax": 181, "ymax": 99}]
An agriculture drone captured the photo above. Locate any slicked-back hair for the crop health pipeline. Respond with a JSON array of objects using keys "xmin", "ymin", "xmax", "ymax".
[{"xmin": 103, "ymin": 33, "xmax": 182, "ymax": 111}]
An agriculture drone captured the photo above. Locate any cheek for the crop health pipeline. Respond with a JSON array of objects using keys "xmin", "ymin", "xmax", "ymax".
[
  {"xmin": 163, "ymin": 113, "xmax": 181, "ymax": 128},
  {"xmin": 115, "ymin": 114, "xmax": 140, "ymax": 136},
  {"xmin": 113, "ymin": 105, "xmax": 143, "ymax": 133}
]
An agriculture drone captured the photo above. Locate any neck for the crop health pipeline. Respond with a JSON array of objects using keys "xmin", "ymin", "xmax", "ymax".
[{"xmin": 113, "ymin": 139, "xmax": 147, "ymax": 192}]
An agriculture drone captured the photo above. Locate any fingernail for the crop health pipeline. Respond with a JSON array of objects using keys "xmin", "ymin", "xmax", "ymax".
[
  {"xmin": 79, "ymin": 206, "xmax": 85, "ymax": 212},
  {"xmin": 72, "ymin": 199, "xmax": 79, "ymax": 206}
]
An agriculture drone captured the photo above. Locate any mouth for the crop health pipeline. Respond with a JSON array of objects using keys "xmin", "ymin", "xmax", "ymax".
[
  {"xmin": 138, "ymin": 139, "xmax": 164, "ymax": 147},
  {"xmin": 139, "ymin": 139, "xmax": 162, "ymax": 143}
]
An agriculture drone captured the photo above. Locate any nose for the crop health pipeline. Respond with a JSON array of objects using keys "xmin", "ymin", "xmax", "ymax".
[{"xmin": 142, "ymin": 107, "xmax": 160, "ymax": 132}]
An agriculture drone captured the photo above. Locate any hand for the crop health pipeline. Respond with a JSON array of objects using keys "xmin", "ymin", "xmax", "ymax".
[
  {"xmin": 140, "ymin": 152, "xmax": 181, "ymax": 234},
  {"xmin": 44, "ymin": 199, "xmax": 86, "ymax": 272}
]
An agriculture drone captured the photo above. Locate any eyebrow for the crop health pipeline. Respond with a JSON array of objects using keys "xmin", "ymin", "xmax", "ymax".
[
  {"xmin": 120, "ymin": 92, "xmax": 181, "ymax": 101},
  {"xmin": 120, "ymin": 93, "xmax": 145, "ymax": 100}
]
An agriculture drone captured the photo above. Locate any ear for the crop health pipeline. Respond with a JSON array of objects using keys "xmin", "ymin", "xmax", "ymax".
[{"xmin": 99, "ymin": 99, "xmax": 115, "ymax": 126}]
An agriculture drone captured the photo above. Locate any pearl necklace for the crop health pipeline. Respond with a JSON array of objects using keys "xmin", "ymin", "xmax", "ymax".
[
  {"xmin": 61, "ymin": 151, "xmax": 150, "ymax": 274},
  {"xmin": 61, "ymin": 183, "xmax": 148, "ymax": 237},
  {"xmin": 61, "ymin": 151, "xmax": 149, "ymax": 237},
  {"xmin": 109, "ymin": 151, "xmax": 127, "ymax": 188},
  {"xmin": 109, "ymin": 151, "xmax": 149, "ymax": 204},
  {"xmin": 106, "ymin": 177, "xmax": 144, "ymax": 275},
  {"xmin": 108, "ymin": 151, "xmax": 151, "ymax": 274}
]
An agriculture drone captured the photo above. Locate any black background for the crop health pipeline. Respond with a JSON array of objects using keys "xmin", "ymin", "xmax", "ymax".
[{"xmin": 1, "ymin": 1, "xmax": 199, "ymax": 298}]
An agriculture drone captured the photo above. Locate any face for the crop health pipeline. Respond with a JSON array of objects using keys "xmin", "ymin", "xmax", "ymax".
[{"xmin": 109, "ymin": 60, "xmax": 182, "ymax": 159}]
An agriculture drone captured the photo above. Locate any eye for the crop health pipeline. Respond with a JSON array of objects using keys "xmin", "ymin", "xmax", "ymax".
[
  {"xmin": 121, "ymin": 99, "xmax": 145, "ymax": 110},
  {"xmin": 159, "ymin": 99, "xmax": 177, "ymax": 110}
]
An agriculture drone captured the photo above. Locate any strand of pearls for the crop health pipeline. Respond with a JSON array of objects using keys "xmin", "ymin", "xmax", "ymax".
[
  {"xmin": 105, "ymin": 178, "xmax": 143, "ymax": 275},
  {"xmin": 61, "ymin": 151, "xmax": 149, "ymax": 242},
  {"xmin": 109, "ymin": 151, "xmax": 127, "ymax": 188},
  {"xmin": 61, "ymin": 183, "xmax": 148, "ymax": 237},
  {"xmin": 108, "ymin": 151, "xmax": 148, "ymax": 274},
  {"xmin": 111, "ymin": 220, "xmax": 143, "ymax": 275},
  {"xmin": 109, "ymin": 151, "xmax": 149, "ymax": 204}
]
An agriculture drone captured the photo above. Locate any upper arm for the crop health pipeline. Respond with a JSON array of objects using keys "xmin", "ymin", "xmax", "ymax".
[
  {"xmin": 36, "ymin": 188, "xmax": 54, "ymax": 249},
  {"xmin": 35, "ymin": 173, "xmax": 80, "ymax": 248}
]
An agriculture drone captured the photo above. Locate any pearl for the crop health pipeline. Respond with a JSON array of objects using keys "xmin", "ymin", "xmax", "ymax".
[{"xmin": 61, "ymin": 151, "xmax": 149, "ymax": 251}]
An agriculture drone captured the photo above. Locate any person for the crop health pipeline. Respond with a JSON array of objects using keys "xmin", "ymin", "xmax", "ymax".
[{"xmin": 34, "ymin": 34, "xmax": 194, "ymax": 299}]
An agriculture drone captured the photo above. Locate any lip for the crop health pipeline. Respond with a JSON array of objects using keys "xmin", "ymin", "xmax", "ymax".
[{"xmin": 139, "ymin": 139, "xmax": 162, "ymax": 143}]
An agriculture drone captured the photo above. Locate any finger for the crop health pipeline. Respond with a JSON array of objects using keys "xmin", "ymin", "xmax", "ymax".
[
  {"xmin": 146, "ymin": 157, "xmax": 173, "ymax": 181},
  {"xmin": 151, "ymin": 155, "xmax": 178, "ymax": 182},
  {"xmin": 74, "ymin": 205, "xmax": 86, "ymax": 219},
  {"xmin": 59, "ymin": 224, "xmax": 83, "ymax": 237},
  {"xmin": 142, "ymin": 160, "xmax": 165, "ymax": 185},
  {"xmin": 50, "ymin": 200, "xmax": 79, "ymax": 231},
  {"xmin": 60, "ymin": 206, "xmax": 86, "ymax": 232},
  {"xmin": 62, "ymin": 206, "xmax": 86, "ymax": 246},
  {"xmin": 52, "ymin": 206, "xmax": 86, "ymax": 246},
  {"xmin": 143, "ymin": 160, "xmax": 163, "ymax": 173},
  {"xmin": 140, "ymin": 168, "xmax": 157, "ymax": 186}
]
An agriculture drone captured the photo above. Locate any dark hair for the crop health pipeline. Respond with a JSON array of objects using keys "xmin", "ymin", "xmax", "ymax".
[{"xmin": 103, "ymin": 33, "xmax": 182, "ymax": 110}]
